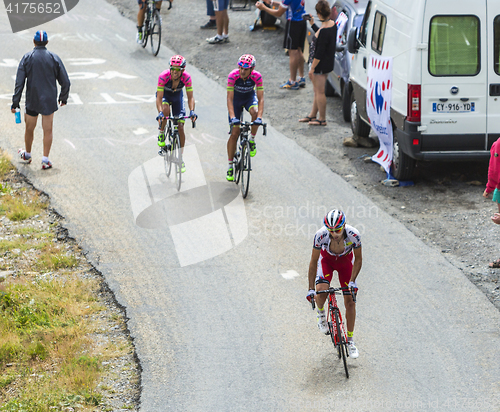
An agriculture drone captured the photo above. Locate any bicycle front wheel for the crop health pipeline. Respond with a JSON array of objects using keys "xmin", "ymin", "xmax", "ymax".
[
  {"xmin": 335, "ymin": 311, "xmax": 349, "ymax": 378},
  {"xmin": 240, "ymin": 141, "xmax": 251, "ymax": 198},
  {"xmin": 150, "ymin": 9, "xmax": 162, "ymax": 56},
  {"xmin": 164, "ymin": 143, "xmax": 172, "ymax": 178},
  {"xmin": 173, "ymin": 135, "xmax": 182, "ymax": 191}
]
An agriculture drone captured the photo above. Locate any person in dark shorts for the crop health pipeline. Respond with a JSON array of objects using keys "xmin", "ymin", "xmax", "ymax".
[
  {"xmin": 255, "ymin": 0, "xmax": 307, "ymax": 89},
  {"xmin": 11, "ymin": 30, "xmax": 70, "ymax": 170},
  {"xmin": 299, "ymin": 0, "xmax": 337, "ymax": 126}
]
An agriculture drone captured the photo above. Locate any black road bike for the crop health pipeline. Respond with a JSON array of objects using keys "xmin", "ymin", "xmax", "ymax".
[
  {"xmin": 232, "ymin": 120, "xmax": 266, "ymax": 199},
  {"xmin": 160, "ymin": 115, "xmax": 195, "ymax": 192},
  {"xmin": 140, "ymin": 0, "xmax": 168, "ymax": 56}
]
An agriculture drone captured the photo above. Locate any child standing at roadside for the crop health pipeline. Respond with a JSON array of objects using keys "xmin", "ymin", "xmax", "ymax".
[{"xmin": 483, "ymin": 137, "xmax": 500, "ymax": 267}]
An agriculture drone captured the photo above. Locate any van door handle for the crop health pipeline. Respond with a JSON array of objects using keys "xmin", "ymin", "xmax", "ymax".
[
  {"xmin": 490, "ymin": 84, "xmax": 500, "ymax": 96},
  {"xmin": 460, "ymin": 98, "xmax": 469, "ymax": 102},
  {"xmin": 363, "ymin": 57, "xmax": 366, "ymax": 69},
  {"xmin": 439, "ymin": 98, "xmax": 448, "ymax": 102}
]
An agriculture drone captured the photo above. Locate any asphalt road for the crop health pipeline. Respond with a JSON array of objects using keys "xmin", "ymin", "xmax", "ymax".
[{"xmin": 1, "ymin": 1, "xmax": 500, "ymax": 410}]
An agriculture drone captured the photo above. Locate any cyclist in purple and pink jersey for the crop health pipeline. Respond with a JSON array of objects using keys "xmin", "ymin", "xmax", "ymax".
[
  {"xmin": 226, "ymin": 54, "xmax": 264, "ymax": 182},
  {"xmin": 156, "ymin": 55, "xmax": 197, "ymax": 173},
  {"xmin": 306, "ymin": 209, "xmax": 362, "ymax": 359}
]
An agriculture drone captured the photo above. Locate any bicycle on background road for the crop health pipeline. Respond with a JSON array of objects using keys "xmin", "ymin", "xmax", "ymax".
[
  {"xmin": 311, "ymin": 286, "xmax": 356, "ymax": 378},
  {"xmin": 159, "ymin": 114, "xmax": 195, "ymax": 192},
  {"xmin": 232, "ymin": 119, "xmax": 266, "ymax": 199},
  {"xmin": 140, "ymin": 0, "xmax": 169, "ymax": 56}
]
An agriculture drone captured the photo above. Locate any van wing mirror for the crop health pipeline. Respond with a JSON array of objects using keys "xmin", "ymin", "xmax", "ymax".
[{"xmin": 347, "ymin": 27, "xmax": 359, "ymax": 54}]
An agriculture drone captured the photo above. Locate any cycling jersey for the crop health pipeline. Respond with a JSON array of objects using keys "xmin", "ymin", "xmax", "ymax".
[
  {"xmin": 157, "ymin": 70, "xmax": 193, "ymax": 119},
  {"xmin": 312, "ymin": 225, "xmax": 361, "ymax": 257},
  {"xmin": 281, "ymin": 0, "xmax": 305, "ymax": 22},
  {"xmin": 227, "ymin": 69, "xmax": 263, "ymax": 96},
  {"xmin": 157, "ymin": 70, "xmax": 193, "ymax": 95},
  {"xmin": 313, "ymin": 225, "xmax": 361, "ymax": 289}
]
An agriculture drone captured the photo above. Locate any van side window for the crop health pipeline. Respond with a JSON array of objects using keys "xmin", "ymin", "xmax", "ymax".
[
  {"xmin": 429, "ymin": 15, "xmax": 480, "ymax": 76},
  {"xmin": 358, "ymin": 1, "xmax": 371, "ymax": 47},
  {"xmin": 371, "ymin": 11, "xmax": 387, "ymax": 54},
  {"xmin": 494, "ymin": 16, "xmax": 500, "ymax": 75}
]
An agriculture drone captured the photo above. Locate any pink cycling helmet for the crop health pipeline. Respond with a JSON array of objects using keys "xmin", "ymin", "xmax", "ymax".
[
  {"xmin": 170, "ymin": 55, "xmax": 186, "ymax": 69},
  {"xmin": 238, "ymin": 54, "xmax": 256, "ymax": 69}
]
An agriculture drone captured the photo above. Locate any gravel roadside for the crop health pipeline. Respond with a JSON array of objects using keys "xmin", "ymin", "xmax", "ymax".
[{"xmin": 0, "ymin": 168, "xmax": 140, "ymax": 411}]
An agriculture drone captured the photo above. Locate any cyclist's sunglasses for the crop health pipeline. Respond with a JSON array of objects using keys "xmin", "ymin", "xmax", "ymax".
[
  {"xmin": 327, "ymin": 225, "xmax": 345, "ymax": 233},
  {"xmin": 170, "ymin": 67, "xmax": 182, "ymax": 72}
]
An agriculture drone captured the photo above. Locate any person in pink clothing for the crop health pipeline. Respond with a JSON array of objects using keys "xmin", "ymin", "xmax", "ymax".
[{"xmin": 483, "ymin": 137, "xmax": 500, "ymax": 267}]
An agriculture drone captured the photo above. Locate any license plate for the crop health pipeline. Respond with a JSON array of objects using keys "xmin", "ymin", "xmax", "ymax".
[{"xmin": 432, "ymin": 102, "xmax": 475, "ymax": 113}]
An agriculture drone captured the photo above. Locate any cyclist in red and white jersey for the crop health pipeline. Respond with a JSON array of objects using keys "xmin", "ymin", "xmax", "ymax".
[
  {"xmin": 306, "ymin": 209, "xmax": 362, "ymax": 358},
  {"xmin": 226, "ymin": 54, "xmax": 264, "ymax": 181}
]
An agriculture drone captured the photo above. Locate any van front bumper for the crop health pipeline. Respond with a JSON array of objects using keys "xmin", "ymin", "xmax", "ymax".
[{"xmin": 396, "ymin": 121, "xmax": 491, "ymax": 161}]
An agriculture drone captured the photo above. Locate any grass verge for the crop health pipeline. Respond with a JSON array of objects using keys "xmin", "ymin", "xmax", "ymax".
[{"xmin": 0, "ymin": 150, "xmax": 139, "ymax": 411}]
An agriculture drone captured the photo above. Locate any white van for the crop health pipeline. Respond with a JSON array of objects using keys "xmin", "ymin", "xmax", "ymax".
[{"xmin": 347, "ymin": 0, "xmax": 500, "ymax": 180}]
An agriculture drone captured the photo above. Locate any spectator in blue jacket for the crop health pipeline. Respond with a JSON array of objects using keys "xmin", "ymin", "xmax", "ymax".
[
  {"xmin": 11, "ymin": 30, "xmax": 70, "ymax": 170},
  {"xmin": 256, "ymin": 0, "xmax": 307, "ymax": 89}
]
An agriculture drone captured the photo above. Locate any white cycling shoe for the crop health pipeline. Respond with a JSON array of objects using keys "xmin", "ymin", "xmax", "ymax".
[
  {"xmin": 316, "ymin": 312, "xmax": 328, "ymax": 334},
  {"xmin": 347, "ymin": 341, "xmax": 359, "ymax": 359}
]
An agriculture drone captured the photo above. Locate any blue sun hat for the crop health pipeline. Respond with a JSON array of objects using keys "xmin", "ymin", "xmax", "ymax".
[{"xmin": 34, "ymin": 30, "xmax": 48, "ymax": 42}]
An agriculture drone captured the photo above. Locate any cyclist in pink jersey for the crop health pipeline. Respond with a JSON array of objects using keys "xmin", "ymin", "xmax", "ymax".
[
  {"xmin": 306, "ymin": 209, "xmax": 362, "ymax": 359},
  {"xmin": 156, "ymin": 55, "xmax": 197, "ymax": 173},
  {"xmin": 226, "ymin": 54, "xmax": 264, "ymax": 181}
]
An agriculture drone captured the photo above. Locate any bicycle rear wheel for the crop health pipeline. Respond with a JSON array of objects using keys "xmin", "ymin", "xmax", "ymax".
[
  {"xmin": 240, "ymin": 141, "xmax": 251, "ymax": 198},
  {"xmin": 172, "ymin": 135, "xmax": 182, "ymax": 191},
  {"xmin": 335, "ymin": 311, "xmax": 349, "ymax": 378},
  {"xmin": 150, "ymin": 9, "xmax": 161, "ymax": 56}
]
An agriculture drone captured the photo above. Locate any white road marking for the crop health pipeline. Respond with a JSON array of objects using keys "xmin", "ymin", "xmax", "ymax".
[
  {"xmin": 67, "ymin": 58, "xmax": 106, "ymax": 66},
  {"xmin": 281, "ymin": 270, "xmax": 300, "ymax": 280},
  {"xmin": 133, "ymin": 128, "xmax": 149, "ymax": 135},
  {"xmin": 64, "ymin": 139, "xmax": 76, "ymax": 150}
]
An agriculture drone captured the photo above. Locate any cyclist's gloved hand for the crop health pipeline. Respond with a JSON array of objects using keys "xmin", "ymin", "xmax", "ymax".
[
  {"xmin": 253, "ymin": 117, "xmax": 263, "ymax": 125},
  {"xmin": 306, "ymin": 289, "xmax": 316, "ymax": 302},
  {"xmin": 156, "ymin": 112, "xmax": 165, "ymax": 122},
  {"xmin": 230, "ymin": 117, "xmax": 240, "ymax": 126},
  {"xmin": 348, "ymin": 281, "xmax": 358, "ymax": 291},
  {"xmin": 190, "ymin": 110, "xmax": 198, "ymax": 121}
]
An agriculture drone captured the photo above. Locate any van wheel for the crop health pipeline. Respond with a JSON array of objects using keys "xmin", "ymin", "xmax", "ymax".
[
  {"xmin": 342, "ymin": 83, "xmax": 351, "ymax": 123},
  {"xmin": 391, "ymin": 129, "xmax": 416, "ymax": 180},
  {"xmin": 325, "ymin": 80, "xmax": 335, "ymax": 97},
  {"xmin": 350, "ymin": 92, "xmax": 371, "ymax": 137}
]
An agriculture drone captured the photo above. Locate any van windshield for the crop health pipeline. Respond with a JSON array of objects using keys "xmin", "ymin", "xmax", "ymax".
[{"xmin": 429, "ymin": 15, "xmax": 480, "ymax": 76}]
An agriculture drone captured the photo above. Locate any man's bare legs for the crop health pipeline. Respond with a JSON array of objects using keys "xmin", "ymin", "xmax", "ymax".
[
  {"xmin": 41, "ymin": 114, "xmax": 54, "ymax": 157},
  {"xmin": 289, "ymin": 48, "xmax": 305, "ymax": 83},
  {"xmin": 23, "ymin": 113, "xmax": 54, "ymax": 161}
]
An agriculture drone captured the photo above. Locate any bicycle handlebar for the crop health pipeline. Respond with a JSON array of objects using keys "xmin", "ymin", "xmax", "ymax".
[
  {"xmin": 310, "ymin": 286, "xmax": 357, "ymax": 310},
  {"xmin": 238, "ymin": 121, "xmax": 267, "ymax": 136},
  {"xmin": 159, "ymin": 115, "xmax": 196, "ymax": 128}
]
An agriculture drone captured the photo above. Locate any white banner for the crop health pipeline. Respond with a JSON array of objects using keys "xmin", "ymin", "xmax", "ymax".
[
  {"xmin": 366, "ymin": 55, "xmax": 393, "ymax": 175},
  {"xmin": 336, "ymin": 12, "xmax": 348, "ymax": 45}
]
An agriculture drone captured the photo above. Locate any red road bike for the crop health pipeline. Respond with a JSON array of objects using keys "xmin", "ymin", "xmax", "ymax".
[{"xmin": 311, "ymin": 287, "xmax": 356, "ymax": 378}]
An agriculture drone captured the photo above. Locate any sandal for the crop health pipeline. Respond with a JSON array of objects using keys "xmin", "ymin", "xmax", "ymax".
[
  {"xmin": 489, "ymin": 259, "xmax": 500, "ymax": 268},
  {"xmin": 309, "ymin": 119, "xmax": 327, "ymax": 126},
  {"xmin": 299, "ymin": 116, "xmax": 316, "ymax": 123}
]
